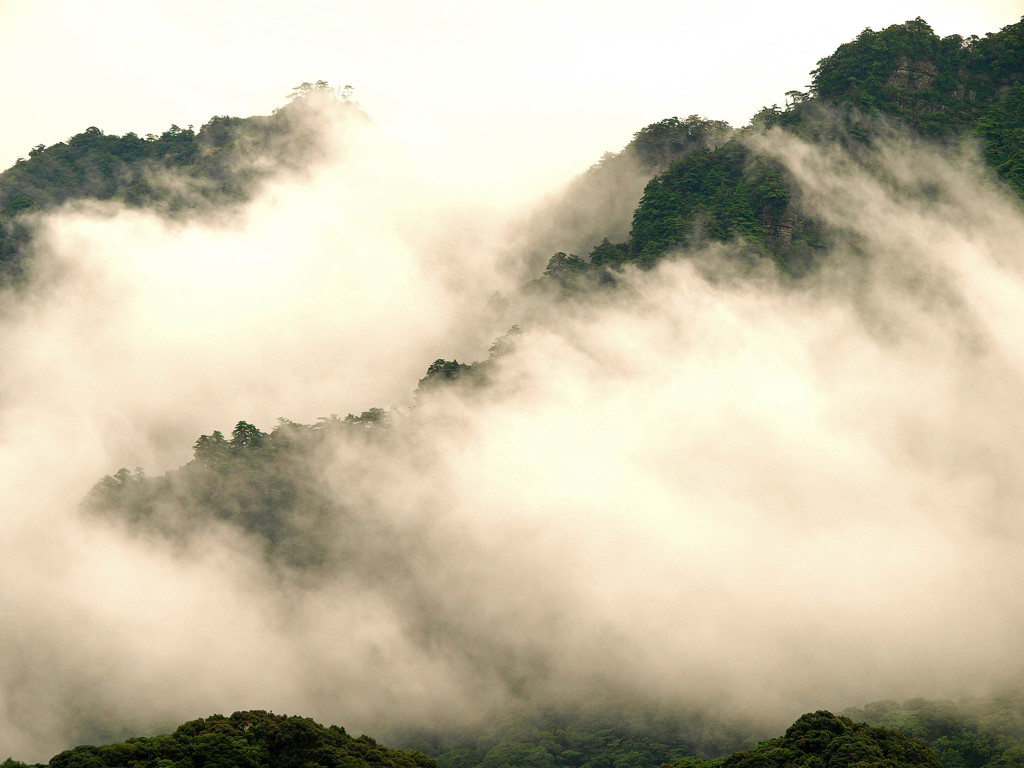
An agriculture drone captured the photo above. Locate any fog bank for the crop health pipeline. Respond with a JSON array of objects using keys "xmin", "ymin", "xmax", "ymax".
[{"xmin": 2, "ymin": 121, "xmax": 1024, "ymax": 761}]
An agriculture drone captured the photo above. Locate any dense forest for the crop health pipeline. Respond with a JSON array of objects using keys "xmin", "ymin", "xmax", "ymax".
[
  {"xmin": 541, "ymin": 16, "xmax": 1024, "ymax": 282},
  {"xmin": 7, "ymin": 695, "xmax": 1024, "ymax": 768},
  {"xmin": 0, "ymin": 81, "xmax": 363, "ymax": 284},
  {"xmin": 0, "ymin": 708, "xmax": 951, "ymax": 768},
  {"xmin": 0, "ymin": 711, "xmax": 438, "ymax": 768},
  {"xmin": 3, "ymin": 14, "xmax": 1024, "ymax": 768}
]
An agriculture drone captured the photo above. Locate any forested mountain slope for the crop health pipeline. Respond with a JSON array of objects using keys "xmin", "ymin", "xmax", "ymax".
[
  {"xmin": 544, "ymin": 16, "xmax": 1024, "ymax": 282},
  {"xmin": 0, "ymin": 82, "xmax": 364, "ymax": 284},
  {"xmin": 842, "ymin": 693, "xmax": 1024, "ymax": 768}
]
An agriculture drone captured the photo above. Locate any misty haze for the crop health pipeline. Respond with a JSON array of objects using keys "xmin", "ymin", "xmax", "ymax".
[{"xmin": 1, "ymin": 12, "xmax": 1024, "ymax": 768}]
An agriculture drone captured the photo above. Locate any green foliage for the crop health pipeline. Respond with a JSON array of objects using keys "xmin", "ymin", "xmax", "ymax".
[
  {"xmin": 26, "ymin": 705, "xmax": 1020, "ymax": 768},
  {"xmin": 811, "ymin": 18, "xmax": 949, "ymax": 106},
  {"xmin": 410, "ymin": 705, "xmax": 753, "ymax": 768},
  {"xmin": 543, "ymin": 252, "xmax": 587, "ymax": 288},
  {"xmin": 665, "ymin": 711, "xmax": 940, "ymax": 768},
  {"xmin": 629, "ymin": 142, "xmax": 756, "ymax": 259},
  {"xmin": 414, "ymin": 327, "xmax": 522, "ymax": 398},
  {"xmin": 84, "ymin": 325, "xmax": 523, "ymax": 565},
  {"xmin": 230, "ymin": 420, "xmax": 266, "ymax": 449},
  {"xmin": 629, "ymin": 116, "xmax": 732, "ymax": 171},
  {"xmin": 976, "ymin": 82, "xmax": 1024, "ymax": 197},
  {"xmin": 416, "ymin": 359, "xmax": 474, "ymax": 394},
  {"xmin": 344, "ymin": 407, "xmax": 391, "ymax": 428},
  {"xmin": 83, "ymin": 413, "xmax": 390, "ymax": 568},
  {"xmin": 0, "ymin": 81, "xmax": 364, "ymax": 285},
  {"xmin": 627, "ymin": 141, "xmax": 816, "ymax": 271},
  {"xmin": 486, "ymin": 325, "xmax": 521, "ymax": 359},
  {"xmin": 806, "ymin": 15, "xmax": 1024, "ymax": 141},
  {"xmin": 289, "ymin": 80, "xmax": 338, "ymax": 102},
  {"xmin": 43, "ymin": 711, "xmax": 437, "ymax": 768},
  {"xmin": 843, "ymin": 691, "xmax": 1024, "ymax": 768},
  {"xmin": 554, "ymin": 15, "xmax": 1024, "ymax": 281},
  {"xmin": 587, "ymin": 238, "xmax": 631, "ymax": 269},
  {"xmin": 418, "ymin": 709, "xmax": 941, "ymax": 768}
]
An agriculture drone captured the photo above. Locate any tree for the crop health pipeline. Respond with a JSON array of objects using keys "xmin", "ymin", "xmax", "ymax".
[
  {"xmin": 193, "ymin": 429, "xmax": 229, "ymax": 463},
  {"xmin": 543, "ymin": 252, "xmax": 586, "ymax": 287},
  {"xmin": 231, "ymin": 421, "xmax": 265, "ymax": 449},
  {"xmin": 288, "ymin": 80, "xmax": 337, "ymax": 102}
]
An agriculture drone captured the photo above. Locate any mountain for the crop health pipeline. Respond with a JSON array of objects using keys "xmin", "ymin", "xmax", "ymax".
[
  {"xmin": 540, "ymin": 16, "xmax": 1024, "ymax": 282},
  {"xmin": 4, "ymin": 19, "xmax": 1023, "ymax": 288},
  {"xmin": 3, "ymin": 14, "xmax": 1024, "ymax": 768},
  {"xmin": 0, "ymin": 82, "xmax": 365, "ymax": 284}
]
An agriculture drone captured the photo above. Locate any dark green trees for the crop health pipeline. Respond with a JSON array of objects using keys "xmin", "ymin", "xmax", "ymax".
[
  {"xmin": 666, "ymin": 711, "xmax": 940, "ymax": 768},
  {"xmin": 629, "ymin": 116, "xmax": 733, "ymax": 171},
  {"xmin": 45, "ymin": 711, "xmax": 438, "ymax": 768},
  {"xmin": 545, "ymin": 15, "xmax": 1024, "ymax": 283},
  {"xmin": 86, "ymin": 419, "xmax": 350, "ymax": 568},
  {"xmin": 843, "ymin": 694, "xmax": 1024, "ymax": 768},
  {"xmin": 0, "ymin": 81, "xmax": 366, "ymax": 285},
  {"xmin": 37, "ymin": 711, "xmax": 944, "ymax": 768}
]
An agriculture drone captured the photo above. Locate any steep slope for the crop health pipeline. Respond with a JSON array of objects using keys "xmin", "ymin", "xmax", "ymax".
[{"xmin": 539, "ymin": 16, "xmax": 1024, "ymax": 283}]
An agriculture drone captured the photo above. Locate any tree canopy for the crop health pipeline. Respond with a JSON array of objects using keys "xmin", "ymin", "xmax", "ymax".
[{"xmin": 40, "ymin": 711, "xmax": 437, "ymax": 768}]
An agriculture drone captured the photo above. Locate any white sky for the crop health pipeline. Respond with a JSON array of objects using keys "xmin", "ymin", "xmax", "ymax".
[{"xmin": 1, "ymin": 0, "xmax": 1021, "ymax": 197}]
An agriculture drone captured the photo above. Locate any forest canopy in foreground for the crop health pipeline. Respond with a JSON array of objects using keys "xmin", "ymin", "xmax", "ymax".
[{"xmin": 2, "ymin": 709, "xmax": 948, "ymax": 768}]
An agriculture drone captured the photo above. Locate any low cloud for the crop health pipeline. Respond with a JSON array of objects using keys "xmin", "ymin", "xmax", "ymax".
[{"xmin": 2, "ymin": 117, "xmax": 1024, "ymax": 762}]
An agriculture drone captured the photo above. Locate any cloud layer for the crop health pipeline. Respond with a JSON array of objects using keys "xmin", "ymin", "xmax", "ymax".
[{"xmin": 2, "ymin": 115, "xmax": 1024, "ymax": 762}]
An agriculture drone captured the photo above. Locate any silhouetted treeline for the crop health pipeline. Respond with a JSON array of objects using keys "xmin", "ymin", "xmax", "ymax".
[
  {"xmin": 3, "ymin": 709, "xmax": 956, "ymax": 768},
  {"xmin": 3, "ymin": 710, "xmax": 437, "ymax": 768}
]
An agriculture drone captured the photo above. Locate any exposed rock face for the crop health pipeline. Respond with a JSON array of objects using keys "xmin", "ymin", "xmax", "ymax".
[
  {"xmin": 774, "ymin": 209, "xmax": 798, "ymax": 246},
  {"xmin": 888, "ymin": 57, "xmax": 938, "ymax": 90},
  {"xmin": 952, "ymin": 84, "xmax": 977, "ymax": 101},
  {"xmin": 758, "ymin": 205, "xmax": 799, "ymax": 250}
]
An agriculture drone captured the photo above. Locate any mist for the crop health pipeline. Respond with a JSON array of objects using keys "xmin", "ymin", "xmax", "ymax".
[{"xmin": 2, "ymin": 101, "xmax": 1024, "ymax": 763}]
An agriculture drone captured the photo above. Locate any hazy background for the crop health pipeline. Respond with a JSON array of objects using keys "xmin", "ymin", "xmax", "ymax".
[{"xmin": 2, "ymin": 1, "xmax": 1024, "ymax": 764}]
